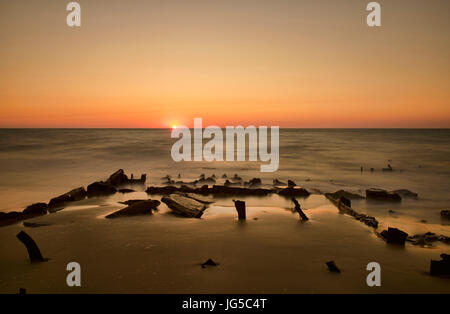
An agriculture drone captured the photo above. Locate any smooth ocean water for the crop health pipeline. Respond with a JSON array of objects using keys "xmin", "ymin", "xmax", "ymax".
[{"xmin": 0, "ymin": 128, "xmax": 449, "ymax": 224}]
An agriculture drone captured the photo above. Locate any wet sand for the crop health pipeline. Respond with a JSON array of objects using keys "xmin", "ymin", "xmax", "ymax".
[{"xmin": 0, "ymin": 193, "xmax": 449, "ymax": 293}]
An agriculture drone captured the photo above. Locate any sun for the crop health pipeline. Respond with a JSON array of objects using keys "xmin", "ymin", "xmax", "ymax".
[{"xmin": 172, "ymin": 125, "xmax": 177, "ymax": 129}]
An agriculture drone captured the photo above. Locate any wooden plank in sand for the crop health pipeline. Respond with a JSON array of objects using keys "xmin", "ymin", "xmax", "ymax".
[
  {"xmin": 325, "ymin": 194, "xmax": 379, "ymax": 228},
  {"xmin": 161, "ymin": 194, "xmax": 207, "ymax": 218}
]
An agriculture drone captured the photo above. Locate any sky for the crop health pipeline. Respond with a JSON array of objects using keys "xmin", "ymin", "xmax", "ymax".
[{"xmin": 0, "ymin": 0, "xmax": 449, "ymax": 128}]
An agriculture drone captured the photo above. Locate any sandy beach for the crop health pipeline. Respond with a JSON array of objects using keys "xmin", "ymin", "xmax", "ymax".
[{"xmin": 1, "ymin": 190, "xmax": 449, "ymax": 294}]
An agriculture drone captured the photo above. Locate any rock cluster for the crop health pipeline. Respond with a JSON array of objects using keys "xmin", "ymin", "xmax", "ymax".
[{"xmin": 366, "ymin": 188, "xmax": 401, "ymax": 202}]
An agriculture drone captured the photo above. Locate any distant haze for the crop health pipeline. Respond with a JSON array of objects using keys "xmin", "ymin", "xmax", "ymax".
[{"xmin": 0, "ymin": 0, "xmax": 449, "ymax": 128}]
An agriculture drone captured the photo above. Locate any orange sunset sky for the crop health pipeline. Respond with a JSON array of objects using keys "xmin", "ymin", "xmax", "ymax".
[{"xmin": 0, "ymin": 0, "xmax": 449, "ymax": 128}]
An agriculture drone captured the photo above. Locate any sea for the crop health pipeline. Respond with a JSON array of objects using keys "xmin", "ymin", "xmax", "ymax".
[{"xmin": 0, "ymin": 128, "xmax": 449, "ymax": 226}]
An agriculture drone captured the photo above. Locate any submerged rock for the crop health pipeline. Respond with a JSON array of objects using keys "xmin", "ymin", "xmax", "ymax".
[
  {"xmin": 366, "ymin": 188, "xmax": 401, "ymax": 202},
  {"xmin": 119, "ymin": 199, "xmax": 148, "ymax": 205},
  {"xmin": 407, "ymin": 232, "xmax": 449, "ymax": 246},
  {"xmin": 0, "ymin": 211, "xmax": 24, "ymax": 227},
  {"xmin": 197, "ymin": 176, "xmax": 216, "ymax": 185},
  {"xmin": 1, "ymin": 203, "xmax": 48, "ymax": 227},
  {"xmin": 287, "ymin": 180, "xmax": 297, "ymax": 188},
  {"xmin": 273, "ymin": 179, "xmax": 287, "ymax": 187},
  {"xmin": 382, "ymin": 164, "xmax": 393, "ymax": 172},
  {"xmin": 146, "ymin": 185, "xmax": 273, "ymax": 197},
  {"xmin": 277, "ymin": 187, "xmax": 310, "ymax": 197},
  {"xmin": 162, "ymin": 194, "xmax": 207, "ymax": 218},
  {"xmin": 441, "ymin": 210, "xmax": 450, "ymax": 219},
  {"xmin": 326, "ymin": 261, "xmax": 341, "ymax": 273},
  {"xmin": 244, "ymin": 178, "xmax": 262, "ymax": 188},
  {"xmin": 48, "ymin": 187, "xmax": 86, "ymax": 212},
  {"xmin": 107, "ymin": 169, "xmax": 146, "ymax": 186},
  {"xmin": 338, "ymin": 196, "xmax": 351, "ymax": 208},
  {"xmin": 118, "ymin": 188, "xmax": 135, "ymax": 193},
  {"xmin": 224, "ymin": 179, "xmax": 241, "ymax": 187},
  {"xmin": 430, "ymin": 254, "xmax": 450, "ymax": 277},
  {"xmin": 230, "ymin": 174, "xmax": 242, "ymax": 183},
  {"xmin": 22, "ymin": 203, "xmax": 48, "ymax": 217},
  {"xmin": 392, "ymin": 189, "xmax": 418, "ymax": 199},
  {"xmin": 327, "ymin": 190, "xmax": 365, "ymax": 200},
  {"xmin": 201, "ymin": 258, "xmax": 218, "ymax": 268},
  {"xmin": 23, "ymin": 221, "xmax": 50, "ymax": 228},
  {"xmin": 106, "ymin": 169, "xmax": 129, "ymax": 186},
  {"xmin": 87, "ymin": 181, "xmax": 117, "ymax": 197},
  {"xmin": 380, "ymin": 227, "xmax": 408, "ymax": 245},
  {"xmin": 105, "ymin": 200, "xmax": 160, "ymax": 218}
]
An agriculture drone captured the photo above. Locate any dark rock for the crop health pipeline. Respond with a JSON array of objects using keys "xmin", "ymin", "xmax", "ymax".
[
  {"xmin": 380, "ymin": 227, "xmax": 408, "ymax": 245},
  {"xmin": 161, "ymin": 175, "xmax": 175, "ymax": 185},
  {"xmin": 107, "ymin": 169, "xmax": 146, "ymax": 186},
  {"xmin": 201, "ymin": 258, "xmax": 218, "ymax": 268},
  {"xmin": 287, "ymin": 180, "xmax": 297, "ymax": 188},
  {"xmin": 430, "ymin": 254, "xmax": 450, "ymax": 277},
  {"xmin": 244, "ymin": 178, "xmax": 262, "ymax": 188},
  {"xmin": 233, "ymin": 200, "xmax": 246, "ymax": 220},
  {"xmin": 1, "ymin": 203, "xmax": 48, "ymax": 227},
  {"xmin": 87, "ymin": 181, "xmax": 117, "ymax": 197},
  {"xmin": 338, "ymin": 196, "xmax": 351, "ymax": 208},
  {"xmin": 366, "ymin": 188, "xmax": 401, "ymax": 202},
  {"xmin": 48, "ymin": 187, "xmax": 86, "ymax": 211},
  {"xmin": 198, "ymin": 176, "xmax": 216, "ymax": 185},
  {"xmin": 161, "ymin": 194, "xmax": 207, "ymax": 218},
  {"xmin": 326, "ymin": 261, "xmax": 341, "ymax": 273},
  {"xmin": 16, "ymin": 231, "xmax": 46, "ymax": 263},
  {"xmin": 221, "ymin": 174, "xmax": 227, "ymax": 179},
  {"xmin": 118, "ymin": 188, "xmax": 135, "ymax": 193},
  {"xmin": 119, "ymin": 199, "xmax": 148, "ymax": 205},
  {"xmin": 106, "ymin": 169, "xmax": 129, "ymax": 186},
  {"xmin": 224, "ymin": 179, "xmax": 241, "ymax": 187},
  {"xmin": 23, "ymin": 221, "xmax": 50, "ymax": 228},
  {"xmin": 278, "ymin": 187, "xmax": 310, "ymax": 197},
  {"xmin": 146, "ymin": 185, "xmax": 273, "ymax": 197},
  {"xmin": 146, "ymin": 186, "xmax": 179, "ymax": 195},
  {"xmin": 0, "ymin": 211, "xmax": 23, "ymax": 226},
  {"xmin": 230, "ymin": 174, "xmax": 242, "ymax": 183},
  {"xmin": 105, "ymin": 200, "xmax": 160, "ymax": 218},
  {"xmin": 382, "ymin": 164, "xmax": 393, "ymax": 172},
  {"xmin": 22, "ymin": 203, "xmax": 48, "ymax": 217},
  {"xmin": 273, "ymin": 179, "xmax": 287, "ymax": 187},
  {"xmin": 211, "ymin": 185, "xmax": 272, "ymax": 196},
  {"xmin": 393, "ymin": 189, "xmax": 418, "ymax": 199},
  {"xmin": 407, "ymin": 232, "xmax": 449, "ymax": 246},
  {"xmin": 441, "ymin": 210, "xmax": 450, "ymax": 219},
  {"xmin": 327, "ymin": 190, "xmax": 365, "ymax": 200}
]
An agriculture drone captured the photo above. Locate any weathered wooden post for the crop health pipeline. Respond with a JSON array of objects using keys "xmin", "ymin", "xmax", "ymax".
[
  {"xmin": 233, "ymin": 200, "xmax": 246, "ymax": 220},
  {"xmin": 16, "ymin": 231, "xmax": 45, "ymax": 262},
  {"xmin": 292, "ymin": 198, "xmax": 308, "ymax": 221}
]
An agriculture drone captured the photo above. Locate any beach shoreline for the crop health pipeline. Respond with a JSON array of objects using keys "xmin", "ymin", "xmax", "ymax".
[{"xmin": 0, "ymin": 185, "xmax": 449, "ymax": 293}]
